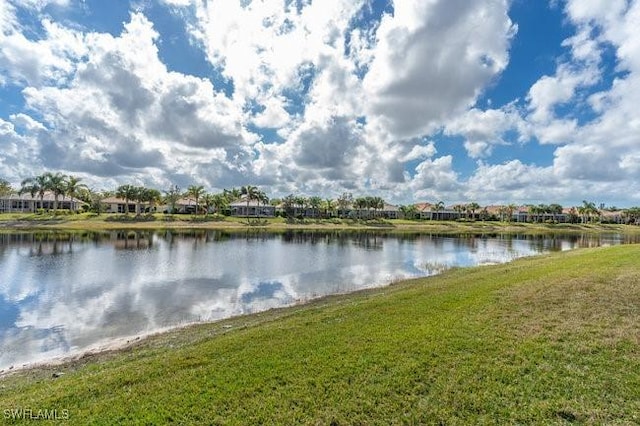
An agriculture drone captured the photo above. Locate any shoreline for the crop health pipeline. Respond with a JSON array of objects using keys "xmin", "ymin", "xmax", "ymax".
[
  {"xmin": 0, "ymin": 280, "xmax": 399, "ymax": 378},
  {"xmin": 1, "ymin": 215, "xmax": 639, "ymax": 235}
]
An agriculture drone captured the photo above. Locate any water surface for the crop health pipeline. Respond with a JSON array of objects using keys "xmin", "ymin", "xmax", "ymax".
[{"xmin": 0, "ymin": 230, "xmax": 637, "ymax": 370}]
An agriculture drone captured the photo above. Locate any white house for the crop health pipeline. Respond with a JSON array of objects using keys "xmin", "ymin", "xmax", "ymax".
[
  {"xmin": 0, "ymin": 192, "xmax": 85, "ymax": 213},
  {"xmin": 230, "ymin": 198, "xmax": 275, "ymax": 217}
]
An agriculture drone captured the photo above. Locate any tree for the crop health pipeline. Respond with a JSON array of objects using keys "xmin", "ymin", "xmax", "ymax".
[
  {"xmin": 116, "ymin": 184, "xmax": 138, "ymax": 215},
  {"xmin": 337, "ymin": 192, "xmax": 353, "ymax": 218},
  {"xmin": 87, "ymin": 189, "xmax": 110, "ymax": 215},
  {"xmin": 308, "ymin": 196, "xmax": 323, "ymax": 218},
  {"xmin": 497, "ymin": 206, "xmax": 508, "ymax": 222},
  {"xmin": 141, "ymin": 187, "xmax": 161, "ymax": 214},
  {"xmin": 372, "ymin": 196, "xmax": 385, "ymax": 218},
  {"xmin": 20, "ymin": 174, "xmax": 49, "ymax": 211},
  {"xmin": 0, "ymin": 178, "xmax": 13, "ymax": 196},
  {"xmin": 241, "ymin": 185, "xmax": 258, "ymax": 221},
  {"xmin": 579, "ymin": 200, "xmax": 598, "ymax": 223},
  {"xmin": 399, "ymin": 204, "xmax": 417, "ymax": 220},
  {"xmin": 255, "ymin": 190, "xmax": 269, "ymax": 220},
  {"xmin": 452, "ymin": 204, "xmax": 466, "ymax": 220},
  {"xmin": 354, "ymin": 197, "xmax": 368, "ymax": 218},
  {"xmin": 549, "ymin": 203, "xmax": 563, "ymax": 222},
  {"xmin": 186, "ymin": 185, "xmax": 206, "ymax": 216},
  {"xmin": 163, "ymin": 185, "xmax": 181, "ymax": 214},
  {"xmin": 434, "ymin": 200, "xmax": 445, "ymax": 220},
  {"xmin": 282, "ymin": 194, "xmax": 296, "ymax": 219},
  {"xmin": 467, "ymin": 202, "xmax": 480, "ymax": 221},
  {"xmin": 42, "ymin": 172, "xmax": 68, "ymax": 212},
  {"xmin": 506, "ymin": 204, "xmax": 517, "ymax": 222},
  {"xmin": 211, "ymin": 193, "xmax": 229, "ymax": 215},
  {"xmin": 323, "ymin": 198, "xmax": 336, "ymax": 218},
  {"xmin": 202, "ymin": 193, "xmax": 215, "ymax": 216},
  {"xmin": 65, "ymin": 176, "xmax": 88, "ymax": 204},
  {"xmin": 223, "ymin": 188, "xmax": 242, "ymax": 203}
]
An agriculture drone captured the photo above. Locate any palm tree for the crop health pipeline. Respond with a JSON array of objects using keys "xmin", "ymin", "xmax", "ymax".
[
  {"xmin": 282, "ymin": 194, "xmax": 296, "ymax": 219},
  {"xmin": 255, "ymin": 190, "xmax": 269, "ymax": 220},
  {"xmin": 582, "ymin": 200, "xmax": 599, "ymax": 223},
  {"xmin": 163, "ymin": 185, "xmax": 181, "ymax": 214},
  {"xmin": 241, "ymin": 185, "xmax": 258, "ymax": 221},
  {"xmin": 452, "ymin": 204, "xmax": 465, "ymax": 220},
  {"xmin": 20, "ymin": 174, "xmax": 48, "ymax": 211},
  {"xmin": 467, "ymin": 202, "xmax": 480, "ymax": 221},
  {"xmin": 294, "ymin": 195, "xmax": 307, "ymax": 218},
  {"xmin": 43, "ymin": 172, "xmax": 68, "ymax": 212},
  {"xmin": 372, "ymin": 196, "xmax": 385, "ymax": 218},
  {"xmin": 354, "ymin": 197, "xmax": 367, "ymax": 219},
  {"xmin": 144, "ymin": 188, "xmax": 162, "ymax": 214},
  {"xmin": 223, "ymin": 188, "xmax": 242, "ymax": 203},
  {"xmin": 211, "ymin": 193, "xmax": 229, "ymax": 215},
  {"xmin": 116, "ymin": 184, "xmax": 137, "ymax": 215},
  {"xmin": 186, "ymin": 185, "xmax": 206, "ymax": 216},
  {"xmin": 202, "ymin": 193, "xmax": 215, "ymax": 216},
  {"xmin": 323, "ymin": 198, "xmax": 336, "ymax": 218},
  {"xmin": 434, "ymin": 200, "xmax": 445, "ymax": 220},
  {"xmin": 399, "ymin": 204, "xmax": 417, "ymax": 220},
  {"xmin": 65, "ymin": 176, "xmax": 88, "ymax": 204},
  {"xmin": 308, "ymin": 196, "xmax": 323, "ymax": 218},
  {"xmin": 506, "ymin": 204, "xmax": 517, "ymax": 222},
  {"xmin": 549, "ymin": 203, "xmax": 563, "ymax": 222},
  {"xmin": 337, "ymin": 192, "xmax": 353, "ymax": 218}
]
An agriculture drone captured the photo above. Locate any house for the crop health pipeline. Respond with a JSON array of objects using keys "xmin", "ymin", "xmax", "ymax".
[
  {"xmin": 380, "ymin": 203, "xmax": 401, "ymax": 219},
  {"xmin": 414, "ymin": 202, "xmax": 434, "ymax": 220},
  {"xmin": 162, "ymin": 197, "xmax": 199, "ymax": 214},
  {"xmin": 101, "ymin": 197, "xmax": 149, "ymax": 214},
  {"xmin": 229, "ymin": 198, "xmax": 275, "ymax": 217},
  {"xmin": 600, "ymin": 210, "xmax": 624, "ymax": 224},
  {"xmin": 0, "ymin": 192, "xmax": 85, "ymax": 213},
  {"xmin": 414, "ymin": 202, "xmax": 464, "ymax": 220}
]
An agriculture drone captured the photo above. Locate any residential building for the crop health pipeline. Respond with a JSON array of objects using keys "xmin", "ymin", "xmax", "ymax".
[
  {"xmin": 229, "ymin": 198, "xmax": 275, "ymax": 217},
  {"xmin": 0, "ymin": 192, "xmax": 85, "ymax": 213}
]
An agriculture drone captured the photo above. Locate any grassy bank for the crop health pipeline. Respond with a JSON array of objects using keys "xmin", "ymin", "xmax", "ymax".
[
  {"xmin": 1, "ymin": 245, "xmax": 639, "ymax": 424},
  {"xmin": 1, "ymin": 212, "xmax": 639, "ymax": 235}
]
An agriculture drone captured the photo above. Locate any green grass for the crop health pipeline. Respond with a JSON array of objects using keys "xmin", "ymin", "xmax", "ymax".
[
  {"xmin": 2, "ymin": 211, "xmax": 640, "ymax": 235},
  {"xmin": 1, "ymin": 245, "xmax": 639, "ymax": 424}
]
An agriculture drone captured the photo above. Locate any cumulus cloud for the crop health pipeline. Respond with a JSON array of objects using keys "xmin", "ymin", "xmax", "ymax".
[
  {"xmin": 445, "ymin": 107, "xmax": 524, "ymax": 158},
  {"xmin": 363, "ymin": 0, "xmax": 516, "ymax": 139}
]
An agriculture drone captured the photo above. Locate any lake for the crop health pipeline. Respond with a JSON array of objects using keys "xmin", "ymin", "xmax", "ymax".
[{"xmin": 1, "ymin": 230, "xmax": 638, "ymax": 370}]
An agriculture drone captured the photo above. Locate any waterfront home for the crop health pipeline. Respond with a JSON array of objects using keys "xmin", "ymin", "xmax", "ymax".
[
  {"xmin": 230, "ymin": 198, "xmax": 275, "ymax": 217},
  {"xmin": 0, "ymin": 192, "xmax": 85, "ymax": 213},
  {"xmin": 599, "ymin": 210, "xmax": 625, "ymax": 224},
  {"xmin": 162, "ymin": 197, "xmax": 200, "ymax": 214},
  {"xmin": 101, "ymin": 197, "xmax": 147, "ymax": 214},
  {"xmin": 414, "ymin": 202, "xmax": 464, "ymax": 221}
]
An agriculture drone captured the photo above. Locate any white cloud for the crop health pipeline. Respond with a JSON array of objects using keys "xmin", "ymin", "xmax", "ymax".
[
  {"xmin": 408, "ymin": 155, "xmax": 461, "ymax": 200},
  {"xmin": 2, "ymin": 0, "xmax": 640, "ymax": 207},
  {"xmin": 14, "ymin": 12, "xmax": 256, "ymax": 189},
  {"xmin": 445, "ymin": 107, "xmax": 524, "ymax": 158},
  {"xmin": 0, "ymin": 18, "xmax": 86, "ymax": 87},
  {"xmin": 363, "ymin": 0, "xmax": 516, "ymax": 139}
]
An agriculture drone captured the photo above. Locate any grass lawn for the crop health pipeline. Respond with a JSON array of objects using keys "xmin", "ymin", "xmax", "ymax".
[
  {"xmin": 1, "ymin": 245, "xmax": 639, "ymax": 424},
  {"xmin": 1, "ymin": 212, "xmax": 639, "ymax": 235}
]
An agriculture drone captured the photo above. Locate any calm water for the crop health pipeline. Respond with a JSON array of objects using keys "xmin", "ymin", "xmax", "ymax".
[{"xmin": 1, "ymin": 230, "xmax": 638, "ymax": 369}]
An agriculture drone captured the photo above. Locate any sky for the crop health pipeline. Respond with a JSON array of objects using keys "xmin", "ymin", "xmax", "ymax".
[{"xmin": 1, "ymin": 0, "xmax": 639, "ymax": 207}]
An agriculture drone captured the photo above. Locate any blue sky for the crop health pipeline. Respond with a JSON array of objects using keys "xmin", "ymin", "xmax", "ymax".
[{"xmin": 1, "ymin": 0, "xmax": 639, "ymax": 207}]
